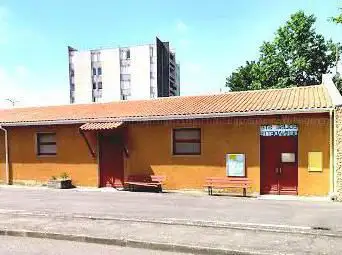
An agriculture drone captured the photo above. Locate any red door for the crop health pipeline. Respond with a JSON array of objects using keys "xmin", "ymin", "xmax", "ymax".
[
  {"xmin": 99, "ymin": 132, "xmax": 124, "ymax": 188},
  {"xmin": 260, "ymin": 136, "xmax": 298, "ymax": 195}
]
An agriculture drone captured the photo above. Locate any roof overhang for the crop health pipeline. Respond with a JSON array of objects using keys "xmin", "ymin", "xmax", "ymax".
[
  {"xmin": 0, "ymin": 108, "xmax": 333, "ymax": 127},
  {"xmin": 79, "ymin": 121, "xmax": 124, "ymax": 131}
]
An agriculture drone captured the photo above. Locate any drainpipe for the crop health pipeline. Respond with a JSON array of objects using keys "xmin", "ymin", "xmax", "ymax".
[
  {"xmin": 0, "ymin": 125, "xmax": 9, "ymax": 185},
  {"xmin": 329, "ymin": 109, "xmax": 336, "ymax": 196},
  {"xmin": 333, "ymin": 109, "xmax": 337, "ymax": 194}
]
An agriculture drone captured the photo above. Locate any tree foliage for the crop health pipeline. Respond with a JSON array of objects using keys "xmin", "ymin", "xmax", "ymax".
[
  {"xmin": 331, "ymin": 8, "xmax": 342, "ymax": 24},
  {"xmin": 226, "ymin": 11, "xmax": 340, "ymax": 91},
  {"xmin": 331, "ymin": 7, "xmax": 342, "ymax": 91}
]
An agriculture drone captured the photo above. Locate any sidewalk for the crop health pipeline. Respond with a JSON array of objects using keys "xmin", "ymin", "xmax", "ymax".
[
  {"xmin": 0, "ymin": 213, "xmax": 341, "ymax": 255},
  {"xmin": 0, "ymin": 186, "xmax": 342, "ymax": 254}
]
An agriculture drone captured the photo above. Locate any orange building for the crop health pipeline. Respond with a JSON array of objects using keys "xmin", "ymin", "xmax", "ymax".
[{"xmin": 0, "ymin": 82, "xmax": 341, "ymax": 197}]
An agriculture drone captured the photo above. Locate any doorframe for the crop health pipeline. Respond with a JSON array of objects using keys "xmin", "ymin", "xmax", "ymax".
[
  {"xmin": 259, "ymin": 130, "xmax": 299, "ymax": 195},
  {"xmin": 98, "ymin": 131, "xmax": 125, "ymax": 188}
]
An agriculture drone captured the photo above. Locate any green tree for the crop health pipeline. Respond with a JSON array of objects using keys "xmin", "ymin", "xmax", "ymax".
[
  {"xmin": 331, "ymin": 8, "xmax": 342, "ymax": 24},
  {"xmin": 331, "ymin": 7, "xmax": 342, "ymax": 91},
  {"xmin": 226, "ymin": 11, "xmax": 339, "ymax": 91}
]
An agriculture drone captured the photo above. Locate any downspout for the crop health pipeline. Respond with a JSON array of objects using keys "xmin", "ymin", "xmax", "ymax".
[
  {"xmin": 329, "ymin": 110, "xmax": 336, "ymax": 195},
  {"xmin": 333, "ymin": 109, "xmax": 337, "ymax": 195},
  {"xmin": 0, "ymin": 125, "xmax": 9, "ymax": 185}
]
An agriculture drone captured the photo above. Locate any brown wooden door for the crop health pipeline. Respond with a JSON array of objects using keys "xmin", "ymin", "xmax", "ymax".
[
  {"xmin": 99, "ymin": 132, "xmax": 124, "ymax": 188},
  {"xmin": 260, "ymin": 136, "xmax": 298, "ymax": 195}
]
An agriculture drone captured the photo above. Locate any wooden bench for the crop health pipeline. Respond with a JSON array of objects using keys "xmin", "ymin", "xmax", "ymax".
[
  {"xmin": 204, "ymin": 177, "xmax": 252, "ymax": 196},
  {"xmin": 125, "ymin": 175, "xmax": 166, "ymax": 192}
]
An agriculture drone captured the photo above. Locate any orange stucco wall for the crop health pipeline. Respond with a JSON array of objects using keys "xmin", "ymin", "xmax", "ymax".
[
  {"xmin": 0, "ymin": 113, "xmax": 331, "ymax": 195},
  {"xmin": 126, "ymin": 114, "xmax": 331, "ymax": 195},
  {"xmin": 0, "ymin": 125, "xmax": 98, "ymax": 186}
]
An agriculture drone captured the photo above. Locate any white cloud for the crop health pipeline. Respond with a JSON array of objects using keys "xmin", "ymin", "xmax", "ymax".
[
  {"xmin": 0, "ymin": 66, "xmax": 68, "ymax": 109},
  {"xmin": 175, "ymin": 20, "xmax": 188, "ymax": 33}
]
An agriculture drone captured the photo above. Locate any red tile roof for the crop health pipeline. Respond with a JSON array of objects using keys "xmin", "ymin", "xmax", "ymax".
[{"xmin": 0, "ymin": 85, "xmax": 334, "ymax": 126}]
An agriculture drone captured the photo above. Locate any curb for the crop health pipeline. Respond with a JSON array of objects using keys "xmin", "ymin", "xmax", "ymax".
[
  {"xmin": 0, "ymin": 229, "xmax": 262, "ymax": 255},
  {"xmin": 1, "ymin": 211, "xmax": 340, "ymax": 238}
]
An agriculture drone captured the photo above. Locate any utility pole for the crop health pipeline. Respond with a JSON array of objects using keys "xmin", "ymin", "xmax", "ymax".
[{"xmin": 5, "ymin": 98, "xmax": 19, "ymax": 107}]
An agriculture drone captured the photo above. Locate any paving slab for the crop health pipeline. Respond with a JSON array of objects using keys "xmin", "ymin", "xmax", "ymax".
[
  {"xmin": 0, "ymin": 186, "xmax": 341, "ymax": 232},
  {"xmin": 0, "ymin": 213, "xmax": 341, "ymax": 254},
  {"xmin": 0, "ymin": 235, "xmax": 183, "ymax": 255}
]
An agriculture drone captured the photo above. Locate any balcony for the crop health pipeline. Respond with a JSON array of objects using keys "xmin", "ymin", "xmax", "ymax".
[
  {"xmin": 121, "ymin": 87, "xmax": 131, "ymax": 96},
  {"xmin": 120, "ymin": 59, "xmax": 131, "ymax": 66},
  {"xmin": 92, "ymin": 89, "xmax": 103, "ymax": 98},
  {"xmin": 169, "ymin": 60, "xmax": 175, "ymax": 68}
]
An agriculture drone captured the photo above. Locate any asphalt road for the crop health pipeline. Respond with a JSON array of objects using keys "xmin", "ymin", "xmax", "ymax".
[
  {"xmin": 0, "ymin": 186, "xmax": 341, "ymax": 231},
  {"xmin": 0, "ymin": 236, "xmax": 186, "ymax": 255}
]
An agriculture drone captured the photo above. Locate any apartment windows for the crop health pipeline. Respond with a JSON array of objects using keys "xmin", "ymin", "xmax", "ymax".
[
  {"xmin": 97, "ymin": 67, "xmax": 102, "ymax": 75},
  {"xmin": 173, "ymin": 129, "xmax": 201, "ymax": 155},
  {"xmin": 120, "ymin": 48, "xmax": 131, "ymax": 60},
  {"xmin": 120, "ymin": 65, "xmax": 130, "ymax": 73},
  {"xmin": 150, "ymin": 47, "xmax": 153, "ymax": 57},
  {"xmin": 91, "ymin": 51, "xmax": 101, "ymax": 62},
  {"xmin": 37, "ymin": 133, "xmax": 57, "ymax": 156},
  {"xmin": 120, "ymin": 74, "xmax": 131, "ymax": 81},
  {"xmin": 92, "ymin": 81, "xmax": 103, "ymax": 102},
  {"xmin": 92, "ymin": 89, "xmax": 102, "ymax": 102},
  {"xmin": 150, "ymin": 85, "xmax": 156, "ymax": 98},
  {"xmin": 92, "ymin": 68, "xmax": 97, "ymax": 76},
  {"xmin": 120, "ymin": 73, "xmax": 131, "ymax": 99}
]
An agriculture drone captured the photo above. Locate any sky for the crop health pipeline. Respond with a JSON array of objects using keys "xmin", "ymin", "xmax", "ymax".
[{"xmin": 0, "ymin": 0, "xmax": 341, "ymax": 108}]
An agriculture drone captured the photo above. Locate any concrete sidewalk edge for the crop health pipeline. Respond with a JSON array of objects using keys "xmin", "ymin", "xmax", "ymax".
[
  {"xmin": 0, "ymin": 228, "xmax": 261, "ymax": 255},
  {"xmin": 1, "ymin": 210, "xmax": 340, "ymax": 238}
]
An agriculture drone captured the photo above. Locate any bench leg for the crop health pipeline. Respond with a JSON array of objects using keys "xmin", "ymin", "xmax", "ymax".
[
  {"xmin": 243, "ymin": 188, "xmax": 246, "ymax": 197},
  {"xmin": 157, "ymin": 184, "xmax": 162, "ymax": 193}
]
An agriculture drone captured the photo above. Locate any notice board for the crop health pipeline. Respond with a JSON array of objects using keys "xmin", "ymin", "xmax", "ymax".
[{"xmin": 226, "ymin": 154, "xmax": 245, "ymax": 177}]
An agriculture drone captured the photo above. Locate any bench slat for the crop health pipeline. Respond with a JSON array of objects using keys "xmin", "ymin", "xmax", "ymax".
[
  {"xmin": 125, "ymin": 175, "xmax": 166, "ymax": 192},
  {"xmin": 204, "ymin": 177, "xmax": 252, "ymax": 196}
]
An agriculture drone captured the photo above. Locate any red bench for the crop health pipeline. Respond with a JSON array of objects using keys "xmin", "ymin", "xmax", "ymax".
[
  {"xmin": 204, "ymin": 177, "xmax": 252, "ymax": 196},
  {"xmin": 125, "ymin": 175, "xmax": 166, "ymax": 192}
]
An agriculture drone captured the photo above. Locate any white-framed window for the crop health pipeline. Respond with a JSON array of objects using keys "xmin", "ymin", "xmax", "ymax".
[
  {"xmin": 37, "ymin": 133, "xmax": 57, "ymax": 156},
  {"xmin": 173, "ymin": 128, "xmax": 201, "ymax": 155}
]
